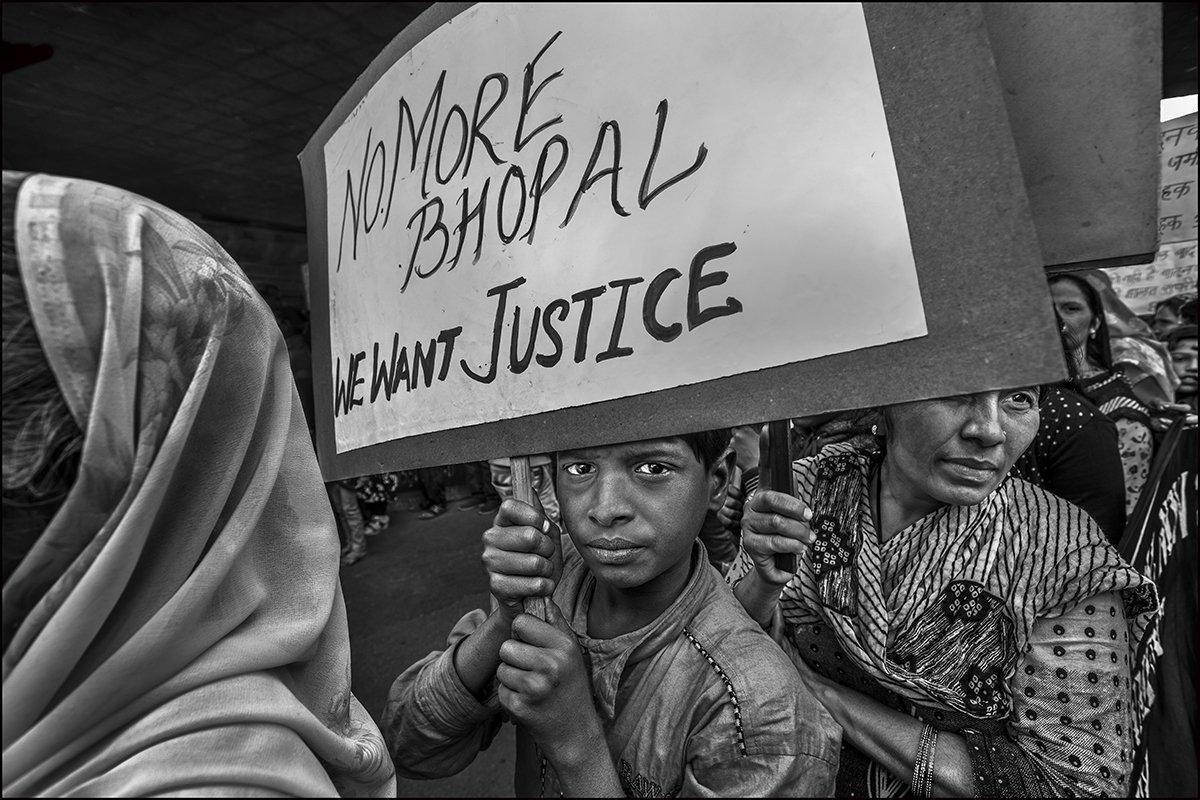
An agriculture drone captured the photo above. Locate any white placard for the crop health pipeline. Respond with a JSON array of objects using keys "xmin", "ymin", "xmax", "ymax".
[
  {"xmin": 323, "ymin": 2, "xmax": 926, "ymax": 453},
  {"xmin": 1158, "ymin": 112, "xmax": 1198, "ymax": 245}
]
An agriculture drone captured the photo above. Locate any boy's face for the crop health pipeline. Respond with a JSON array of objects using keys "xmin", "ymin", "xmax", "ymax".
[
  {"xmin": 555, "ymin": 437, "xmax": 727, "ymax": 590},
  {"xmin": 1170, "ymin": 337, "xmax": 1198, "ymax": 397}
]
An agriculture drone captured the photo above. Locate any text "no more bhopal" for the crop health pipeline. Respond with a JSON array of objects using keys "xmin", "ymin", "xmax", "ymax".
[{"xmin": 332, "ymin": 30, "xmax": 711, "ymax": 293}]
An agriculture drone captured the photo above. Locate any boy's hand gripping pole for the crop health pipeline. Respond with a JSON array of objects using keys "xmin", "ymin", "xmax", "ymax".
[
  {"xmin": 760, "ymin": 420, "xmax": 797, "ymax": 575},
  {"xmin": 511, "ymin": 455, "xmax": 552, "ymax": 622}
]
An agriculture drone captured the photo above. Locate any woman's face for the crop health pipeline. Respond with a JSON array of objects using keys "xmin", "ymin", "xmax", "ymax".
[
  {"xmin": 884, "ymin": 389, "xmax": 1040, "ymax": 511},
  {"xmin": 1050, "ymin": 279, "xmax": 1097, "ymax": 351}
]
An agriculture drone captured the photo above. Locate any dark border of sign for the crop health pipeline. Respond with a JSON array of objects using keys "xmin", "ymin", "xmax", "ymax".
[{"xmin": 299, "ymin": 2, "xmax": 1067, "ymax": 479}]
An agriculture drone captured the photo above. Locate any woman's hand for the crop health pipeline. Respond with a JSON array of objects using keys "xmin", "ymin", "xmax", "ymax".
[
  {"xmin": 741, "ymin": 489, "xmax": 815, "ymax": 585},
  {"xmin": 791, "ymin": 651, "xmax": 840, "ymax": 708}
]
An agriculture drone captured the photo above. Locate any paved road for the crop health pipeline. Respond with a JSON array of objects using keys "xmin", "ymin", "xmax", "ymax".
[{"xmin": 339, "ymin": 501, "xmax": 515, "ymax": 797}]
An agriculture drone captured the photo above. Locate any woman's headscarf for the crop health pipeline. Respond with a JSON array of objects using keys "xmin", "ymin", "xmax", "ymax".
[
  {"xmin": 1080, "ymin": 270, "xmax": 1180, "ymax": 403},
  {"xmin": 2, "ymin": 173, "xmax": 394, "ymax": 796},
  {"xmin": 1048, "ymin": 272, "xmax": 1114, "ymax": 371}
]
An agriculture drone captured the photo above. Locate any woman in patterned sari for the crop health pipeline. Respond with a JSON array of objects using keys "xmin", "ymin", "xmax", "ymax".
[
  {"xmin": 731, "ymin": 388, "xmax": 1157, "ymax": 797},
  {"xmin": 2, "ymin": 173, "xmax": 393, "ymax": 795},
  {"xmin": 1049, "ymin": 273, "xmax": 1157, "ymax": 515}
]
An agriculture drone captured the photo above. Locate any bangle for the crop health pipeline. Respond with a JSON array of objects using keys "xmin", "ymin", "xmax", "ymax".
[
  {"xmin": 911, "ymin": 723, "xmax": 939, "ymax": 797},
  {"xmin": 911, "ymin": 723, "xmax": 930, "ymax": 796}
]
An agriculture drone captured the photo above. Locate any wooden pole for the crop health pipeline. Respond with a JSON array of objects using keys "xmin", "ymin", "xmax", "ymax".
[
  {"xmin": 510, "ymin": 455, "xmax": 551, "ymax": 621},
  {"xmin": 760, "ymin": 420, "xmax": 797, "ymax": 575}
]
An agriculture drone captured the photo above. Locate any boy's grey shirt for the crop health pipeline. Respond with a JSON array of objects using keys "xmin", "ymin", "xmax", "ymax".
[{"xmin": 383, "ymin": 540, "xmax": 841, "ymax": 796}]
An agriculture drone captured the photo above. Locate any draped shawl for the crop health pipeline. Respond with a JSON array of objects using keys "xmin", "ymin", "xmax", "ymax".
[
  {"xmin": 771, "ymin": 443, "xmax": 1158, "ymax": 719},
  {"xmin": 2, "ymin": 174, "xmax": 394, "ymax": 796}
]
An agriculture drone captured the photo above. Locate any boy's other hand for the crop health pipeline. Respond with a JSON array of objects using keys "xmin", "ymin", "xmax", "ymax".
[
  {"xmin": 483, "ymin": 499, "xmax": 563, "ymax": 620},
  {"xmin": 497, "ymin": 602, "xmax": 604, "ymax": 768},
  {"xmin": 741, "ymin": 489, "xmax": 813, "ymax": 585}
]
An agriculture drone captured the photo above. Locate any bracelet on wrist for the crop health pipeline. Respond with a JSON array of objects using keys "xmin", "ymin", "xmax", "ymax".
[{"xmin": 911, "ymin": 723, "xmax": 939, "ymax": 797}]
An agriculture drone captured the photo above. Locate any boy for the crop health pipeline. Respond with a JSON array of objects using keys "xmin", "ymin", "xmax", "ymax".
[
  {"xmin": 1167, "ymin": 324, "xmax": 1197, "ymax": 410},
  {"xmin": 382, "ymin": 430, "xmax": 840, "ymax": 796}
]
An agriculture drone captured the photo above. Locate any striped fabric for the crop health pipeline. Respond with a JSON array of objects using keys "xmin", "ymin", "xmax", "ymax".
[
  {"xmin": 1081, "ymin": 371, "xmax": 1152, "ymax": 426},
  {"xmin": 730, "ymin": 442, "xmax": 1158, "ymax": 719}
]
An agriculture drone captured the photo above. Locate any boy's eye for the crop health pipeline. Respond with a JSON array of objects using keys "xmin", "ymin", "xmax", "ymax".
[
  {"xmin": 634, "ymin": 462, "xmax": 673, "ymax": 476},
  {"xmin": 562, "ymin": 463, "xmax": 594, "ymax": 477}
]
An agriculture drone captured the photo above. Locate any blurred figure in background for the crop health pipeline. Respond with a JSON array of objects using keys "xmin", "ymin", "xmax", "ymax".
[
  {"xmin": 357, "ymin": 472, "xmax": 402, "ymax": 536},
  {"xmin": 1077, "ymin": 272, "xmax": 1180, "ymax": 409},
  {"xmin": 1011, "ymin": 383, "xmax": 1127, "ymax": 543},
  {"xmin": 1, "ymin": 172, "xmax": 393, "ymax": 795},
  {"xmin": 332, "ymin": 477, "xmax": 370, "ymax": 566},
  {"xmin": 486, "ymin": 455, "xmax": 558, "ymax": 523},
  {"xmin": 1166, "ymin": 325, "xmax": 1198, "ymax": 411},
  {"xmin": 1009, "ymin": 310, "xmax": 1129, "ymax": 543},
  {"xmin": 415, "ymin": 466, "xmax": 451, "ymax": 520},
  {"xmin": 333, "ymin": 471, "xmax": 404, "ymax": 567},
  {"xmin": 1150, "ymin": 292, "xmax": 1196, "ymax": 341},
  {"xmin": 1050, "ymin": 273, "xmax": 1156, "ymax": 514}
]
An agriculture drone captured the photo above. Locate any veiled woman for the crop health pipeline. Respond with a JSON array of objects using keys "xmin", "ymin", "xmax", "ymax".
[
  {"xmin": 2, "ymin": 172, "xmax": 394, "ymax": 796},
  {"xmin": 732, "ymin": 388, "xmax": 1156, "ymax": 797}
]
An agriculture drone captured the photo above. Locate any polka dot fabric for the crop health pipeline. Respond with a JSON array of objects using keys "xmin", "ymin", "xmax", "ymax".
[
  {"xmin": 1012, "ymin": 385, "xmax": 1127, "ymax": 543},
  {"xmin": 1006, "ymin": 591, "xmax": 1134, "ymax": 797}
]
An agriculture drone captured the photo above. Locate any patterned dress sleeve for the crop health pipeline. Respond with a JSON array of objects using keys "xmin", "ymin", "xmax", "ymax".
[
  {"xmin": 1112, "ymin": 418, "xmax": 1153, "ymax": 515},
  {"xmin": 968, "ymin": 591, "xmax": 1134, "ymax": 797}
]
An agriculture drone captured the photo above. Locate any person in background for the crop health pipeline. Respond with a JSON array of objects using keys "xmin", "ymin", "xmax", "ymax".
[
  {"xmin": 1, "ymin": 172, "xmax": 392, "ymax": 795},
  {"xmin": 1150, "ymin": 293, "xmax": 1196, "ymax": 341},
  {"xmin": 1083, "ymin": 273, "xmax": 1179, "ymax": 410},
  {"xmin": 1010, "ymin": 383, "xmax": 1128, "ymax": 543},
  {"xmin": 1166, "ymin": 324, "xmax": 1198, "ymax": 411},
  {"xmin": 415, "ymin": 466, "xmax": 450, "ymax": 520},
  {"xmin": 1118, "ymin": 406, "xmax": 1196, "ymax": 797},
  {"xmin": 1050, "ymin": 273, "xmax": 1155, "ymax": 514},
  {"xmin": 1180, "ymin": 297, "xmax": 1198, "ymax": 326},
  {"xmin": 357, "ymin": 471, "xmax": 402, "ymax": 536},
  {"xmin": 335, "ymin": 472, "xmax": 405, "ymax": 564},
  {"xmin": 732, "ymin": 387, "xmax": 1157, "ymax": 797},
  {"xmin": 1010, "ymin": 323, "xmax": 1129, "ymax": 543},
  {"xmin": 332, "ymin": 477, "xmax": 370, "ymax": 566},
  {"xmin": 714, "ymin": 424, "xmax": 761, "ymax": 547},
  {"xmin": 453, "ymin": 462, "xmax": 493, "ymax": 511},
  {"xmin": 486, "ymin": 455, "xmax": 558, "ymax": 523}
]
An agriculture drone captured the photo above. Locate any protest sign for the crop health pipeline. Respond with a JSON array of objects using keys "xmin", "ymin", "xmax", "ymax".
[
  {"xmin": 1104, "ymin": 242, "xmax": 1197, "ymax": 315},
  {"xmin": 301, "ymin": 3, "xmax": 1063, "ymax": 478},
  {"xmin": 1104, "ymin": 112, "xmax": 1199, "ymax": 315},
  {"xmin": 1158, "ymin": 112, "xmax": 1197, "ymax": 246},
  {"xmin": 981, "ymin": 3, "xmax": 1160, "ymax": 270}
]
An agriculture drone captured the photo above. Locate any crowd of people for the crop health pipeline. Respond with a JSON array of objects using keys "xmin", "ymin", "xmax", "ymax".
[{"xmin": 2, "ymin": 170, "xmax": 1196, "ymax": 797}]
